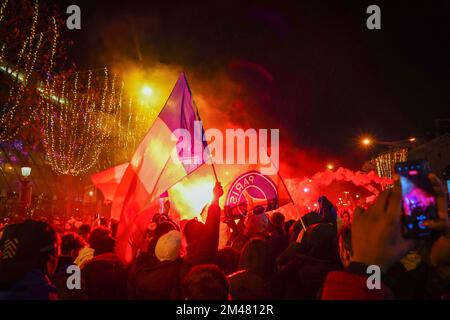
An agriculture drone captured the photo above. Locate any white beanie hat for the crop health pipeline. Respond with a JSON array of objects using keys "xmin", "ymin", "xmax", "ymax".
[{"xmin": 155, "ymin": 230, "xmax": 182, "ymax": 262}]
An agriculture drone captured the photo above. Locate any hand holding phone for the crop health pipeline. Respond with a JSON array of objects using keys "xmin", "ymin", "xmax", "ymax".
[{"xmin": 395, "ymin": 160, "xmax": 438, "ymax": 238}]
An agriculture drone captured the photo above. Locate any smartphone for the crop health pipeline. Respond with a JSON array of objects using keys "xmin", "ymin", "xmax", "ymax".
[
  {"xmin": 447, "ymin": 180, "xmax": 450, "ymax": 203},
  {"xmin": 394, "ymin": 160, "xmax": 437, "ymax": 238}
]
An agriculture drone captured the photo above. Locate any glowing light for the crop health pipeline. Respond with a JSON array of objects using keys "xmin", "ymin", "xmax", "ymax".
[
  {"xmin": 327, "ymin": 164, "xmax": 334, "ymax": 170},
  {"xmin": 303, "ymin": 187, "xmax": 310, "ymax": 193},
  {"xmin": 169, "ymin": 177, "xmax": 215, "ymax": 221},
  {"xmin": 142, "ymin": 85, "xmax": 153, "ymax": 97},
  {"xmin": 225, "ymin": 171, "xmax": 229, "ymax": 175},
  {"xmin": 356, "ymin": 194, "xmax": 360, "ymax": 198},
  {"xmin": 362, "ymin": 137, "xmax": 372, "ymax": 146},
  {"xmin": 21, "ymin": 166, "xmax": 31, "ymax": 177},
  {"xmin": 88, "ymin": 190, "xmax": 94, "ymax": 197},
  {"xmin": 409, "ymin": 137, "xmax": 416, "ymax": 142}
]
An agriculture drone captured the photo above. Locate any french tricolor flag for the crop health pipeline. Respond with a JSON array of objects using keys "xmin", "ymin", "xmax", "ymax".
[{"xmin": 112, "ymin": 73, "xmax": 208, "ymax": 264}]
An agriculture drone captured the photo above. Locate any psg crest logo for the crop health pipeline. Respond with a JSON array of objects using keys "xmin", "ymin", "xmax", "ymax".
[{"xmin": 225, "ymin": 171, "xmax": 279, "ymax": 218}]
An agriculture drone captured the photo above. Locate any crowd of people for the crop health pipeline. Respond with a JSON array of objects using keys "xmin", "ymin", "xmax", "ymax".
[{"xmin": 0, "ymin": 173, "xmax": 449, "ymax": 300}]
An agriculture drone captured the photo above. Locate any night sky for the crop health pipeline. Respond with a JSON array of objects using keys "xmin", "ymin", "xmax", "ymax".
[{"xmin": 56, "ymin": 0, "xmax": 450, "ymax": 172}]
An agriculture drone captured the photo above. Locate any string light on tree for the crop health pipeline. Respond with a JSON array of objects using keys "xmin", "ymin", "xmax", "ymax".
[
  {"xmin": 0, "ymin": 0, "xmax": 67, "ymax": 144},
  {"xmin": 374, "ymin": 148, "xmax": 408, "ymax": 179},
  {"xmin": 39, "ymin": 68, "xmax": 125, "ymax": 176},
  {"xmin": 0, "ymin": 0, "xmax": 44, "ymax": 142}
]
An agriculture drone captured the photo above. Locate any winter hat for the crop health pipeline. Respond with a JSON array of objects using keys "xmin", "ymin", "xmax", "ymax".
[
  {"xmin": 0, "ymin": 220, "xmax": 58, "ymax": 262},
  {"xmin": 269, "ymin": 212, "xmax": 285, "ymax": 228},
  {"xmin": 0, "ymin": 220, "xmax": 59, "ymax": 288},
  {"xmin": 155, "ymin": 230, "xmax": 182, "ymax": 262}
]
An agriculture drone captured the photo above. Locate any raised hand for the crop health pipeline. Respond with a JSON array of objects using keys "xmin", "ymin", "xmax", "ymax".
[{"xmin": 351, "ymin": 176, "xmax": 415, "ymax": 271}]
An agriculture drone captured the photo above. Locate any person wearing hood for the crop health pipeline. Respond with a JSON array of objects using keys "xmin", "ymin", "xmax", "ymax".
[
  {"xmin": 228, "ymin": 237, "xmax": 275, "ymax": 300},
  {"xmin": 82, "ymin": 232, "xmax": 127, "ymax": 299},
  {"xmin": 52, "ymin": 232, "xmax": 85, "ymax": 300},
  {"xmin": 318, "ymin": 196, "xmax": 338, "ymax": 225},
  {"xmin": 131, "ymin": 230, "xmax": 184, "ymax": 299},
  {"xmin": 266, "ymin": 212, "xmax": 288, "ymax": 260},
  {"xmin": 273, "ymin": 223, "xmax": 341, "ymax": 299},
  {"xmin": 127, "ymin": 214, "xmax": 181, "ymax": 299}
]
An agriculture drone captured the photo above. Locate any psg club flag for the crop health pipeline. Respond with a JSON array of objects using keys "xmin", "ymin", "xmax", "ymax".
[
  {"xmin": 167, "ymin": 161, "xmax": 292, "ymax": 222},
  {"xmin": 112, "ymin": 73, "xmax": 208, "ymax": 264}
]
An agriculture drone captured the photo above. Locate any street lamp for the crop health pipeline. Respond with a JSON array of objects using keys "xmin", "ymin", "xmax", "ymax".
[
  {"xmin": 361, "ymin": 137, "xmax": 372, "ymax": 146},
  {"xmin": 21, "ymin": 166, "xmax": 31, "ymax": 177},
  {"xmin": 20, "ymin": 162, "xmax": 32, "ymax": 213},
  {"xmin": 359, "ymin": 135, "xmax": 417, "ymax": 148},
  {"xmin": 142, "ymin": 85, "xmax": 153, "ymax": 97}
]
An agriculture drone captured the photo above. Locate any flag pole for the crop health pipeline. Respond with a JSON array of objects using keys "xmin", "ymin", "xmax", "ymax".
[
  {"xmin": 277, "ymin": 170, "xmax": 307, "ymax": 231},
  {"xmin": 211, "ymin": 159, "xmax": 219, "ymax": 183}
]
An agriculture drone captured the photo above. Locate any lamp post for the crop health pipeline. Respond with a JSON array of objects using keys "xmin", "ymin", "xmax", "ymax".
[
  {"xmin": 360, "ymin": 136, "xmax": 417, "ymax": 148},
  {"xmin": 20, "ymin": 164, "xmax": 32, "ymax": 214}
]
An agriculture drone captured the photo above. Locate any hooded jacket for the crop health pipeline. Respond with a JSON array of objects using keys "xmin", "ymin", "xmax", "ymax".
[
  {"xmin": 229, "ymin": 238, "xmax": 275, "ymax": 300},
  {"xmin": 273, "ymin": 223, "xmax": 341, "ymax": 299},
  {"xmin": 132, "ymin": 258, "xmax": 183, "ymax": 299},
  {"xmin": 82, "ymin": 252, "xmax": 128, "ymax": 300}
]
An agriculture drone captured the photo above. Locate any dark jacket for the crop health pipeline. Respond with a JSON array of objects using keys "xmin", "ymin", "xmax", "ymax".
[
  {"xmin": 266, "ymin": 227, "xmax": 288, "ymax": 261},
  {"xmin": 229, "ymin": 270, "xmax": 272, "ymax": 300},
  {"xmin": 229, "ymin": 238, "xmax": 275, "ymax": 300},
  {"xmin": 322, "ymin": 271, "xmax": 394, "ymax": 300},
  {"xmin": 274, "ymin": 223, "xmax": 341, "ymax": 299},
  {"xmin": 82, "ymin": 252, "xmax": 128, "ymax": 300},
  {"xmin": 184, "ymin": 204, "xmax": 221, "ymax": 269},
  {"xmin": 274, "ymin": 254, "xmax": 341, "ymax": 299},
  {"xmin": 52, "ymin": 256, "xmax": 85, "ymax": 300},
  {"xmin": 0, "ymin": 269, "xmax": 58, "ymax": 300},
  {"xmin": 131, "ymin": 257, "xmax": 183, "ymax": 300},
  {"xmin": 387, "ymin": 261, "xmax": 441, "ymax": 299}
]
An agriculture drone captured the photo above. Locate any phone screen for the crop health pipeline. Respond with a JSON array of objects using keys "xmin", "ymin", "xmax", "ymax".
[
  {"xmin": 395, "ymin": 161, "xmax": 437, "ymax": 238},
  {"xmin": 447, "ymin": 180, "xmax": 450, "ymax": 202}
]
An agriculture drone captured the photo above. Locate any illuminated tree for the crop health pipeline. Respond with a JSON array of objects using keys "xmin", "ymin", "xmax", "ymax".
[
  {"xmin": 39, "ymin": 68, "xmax": 125, "ymax": 176},
  {"xmin": 374, "ymin": 148, "xmax": 408, "ymax": 179},
  {"xmin": 0, "ymin": 0, "xmax": 70, "ymax": 144}
]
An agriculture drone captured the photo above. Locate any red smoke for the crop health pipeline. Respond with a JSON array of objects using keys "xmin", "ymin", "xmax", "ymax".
[{"xmin": 282, "ymin": 167, "xmax": 392, "ymax": 219}]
